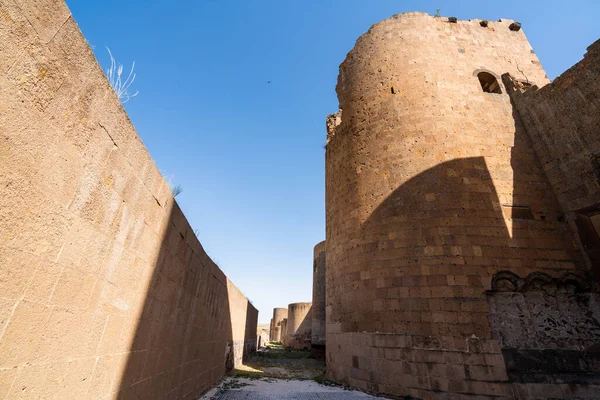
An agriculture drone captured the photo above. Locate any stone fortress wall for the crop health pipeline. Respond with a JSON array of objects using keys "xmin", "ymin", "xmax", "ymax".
[
  {"xmin": 311, "ymin": 241, "xmax": 327, "ymax": 356},
  {"xmin": 325, "ymin": 12, "xmax": 600, "ymax": 399},
  {"xmin": 0, "ymin": 0, "xmax": 257, "ymax": 398}
]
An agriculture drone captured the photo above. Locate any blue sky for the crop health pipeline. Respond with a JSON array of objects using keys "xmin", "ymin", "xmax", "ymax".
[{"xmin": 66, "ymin": 0, "xmax": 600, "ymax": 323}]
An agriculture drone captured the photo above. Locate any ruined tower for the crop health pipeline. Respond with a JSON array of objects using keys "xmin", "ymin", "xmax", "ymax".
[
  {"xmin": 311, "ymin": 241, "xmax": 327, "ymax": 357},
  {"xmin": 326, "ymin": 13, "xmax": 600, "ymax": 398},
  {"xmin": 271, "ymin": 307, "xmax": 288, "ymax": 342},
  {"xmin": 286, "ymin": 302, "xmax": 312, "ymax": 349}
]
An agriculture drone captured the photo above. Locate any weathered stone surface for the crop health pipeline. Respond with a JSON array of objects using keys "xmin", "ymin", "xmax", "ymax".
[{"xmin": 0, "ymin": 0, "xmax": 257, "ymax": 398}]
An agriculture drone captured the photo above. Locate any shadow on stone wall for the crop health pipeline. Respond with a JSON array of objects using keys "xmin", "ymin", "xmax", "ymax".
[
  {"xmin": 296, "ymin": 309, "xmax": 312, "ymax": 336},
  {"xmin": 346, "ymin": 157, "xmax": 509, "ymax": 335},
  {"xmin": 116, "ymin": 200, "xmax": 255, "ymax": 398},
  {"xmin": 330, "ymin": 146, "xmax": 599, "ymax": 393},
  {"xmin": 244, "ymin": 300, "xmax": 259, "ymax": 358}
]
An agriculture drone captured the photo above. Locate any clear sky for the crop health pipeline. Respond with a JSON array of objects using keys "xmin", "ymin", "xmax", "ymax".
[{"xmin": 66, "ymin": 0, "xmax": 599, "ymax": 324}]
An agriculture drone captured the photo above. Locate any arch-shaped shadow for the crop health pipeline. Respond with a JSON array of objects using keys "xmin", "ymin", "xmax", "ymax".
[{"xmin": 337, "ymin": 156, "xmax": 511, "ymax": 336}]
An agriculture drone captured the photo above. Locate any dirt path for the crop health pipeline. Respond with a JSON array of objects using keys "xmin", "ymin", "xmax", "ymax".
[{"xmin": 199, "ymin": 344, "xmax": 389, "ymax": 399}]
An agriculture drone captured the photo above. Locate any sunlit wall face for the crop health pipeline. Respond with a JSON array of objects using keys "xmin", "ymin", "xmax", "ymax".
[{"xmin": 0, "ymin": 1, "xmax": 256, "ymax": 398}]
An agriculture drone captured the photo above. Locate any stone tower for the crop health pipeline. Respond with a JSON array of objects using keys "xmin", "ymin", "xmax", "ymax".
[
  {"xmin": 271, "ymin": 308, "xmax": 288, "ymax": 342},
  {"xmin": 326, "ymin": 13, "xmax": 600, "ymax": 398},
  {"xmin": 286, "ymin": 302, "xmax": 312, "ymax": 349}
]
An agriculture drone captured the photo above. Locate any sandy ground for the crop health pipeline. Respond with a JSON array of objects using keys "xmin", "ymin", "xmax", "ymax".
[{"xmin": 199, "ymin": 377, "xmax": 390, "ymax": 399}]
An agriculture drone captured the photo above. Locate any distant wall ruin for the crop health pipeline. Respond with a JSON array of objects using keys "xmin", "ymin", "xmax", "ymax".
[
  {"xmin": 0, "ymin": 1, "xmax": 256, "ymax": 398},
  {"xmin": 270, "ymin": 307, "xmax": 288, "ymax": 343},
  {"xmin": 280, "ymin": 318, "xmax": 288, "ymax": 346},
  {"xmin": 311, "ymin": 241, "xmax": 326, "ymax": 356}
]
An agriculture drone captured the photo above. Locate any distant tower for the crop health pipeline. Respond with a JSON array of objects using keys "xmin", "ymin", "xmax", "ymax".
[
  {"xmin": 326, "ymin": 12, "xmax": 592, "ymax": 398},
  {"xmin": 271, "ymin": 308, "xmax": 287, "ymax": 342},
  {"xmin": 311, "ymin": 241, "xmax": 327, "ymax": 357},
  {"xmin": 286, "ymin": 302, "xmax": 312, "ymax": 349}
]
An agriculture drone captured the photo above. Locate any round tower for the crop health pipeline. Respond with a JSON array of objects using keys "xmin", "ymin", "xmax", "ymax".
[
  {"xmin": 311, "ymin": 241, "xmax": 327, "ymax": 356},
  {"xmin": 326, "ymin": 12, "xmax": 582, "ymax": 398},
  {"xmin": 287, "ymin": 302, "xmax": 312, "ymax": 349},
  {"xmin": 271, "ymin": 307, "xmax": 288, "ymax": 343}
]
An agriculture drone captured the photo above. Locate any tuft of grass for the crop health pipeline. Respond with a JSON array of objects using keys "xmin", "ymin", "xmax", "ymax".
[
  {"xmin": 231, "ymin": 370, "xmax": 264, "ymax": 380},
  {"xmin": 105, "ymin": 47, "xmax": 138, "ymax": 103},
  {"xmin": 220, "ymin": 378, "xmax": 251, "ymax": 391},
  {"xmin": 313, "ymin": 373, "xmax": 343, "ymax": 387}
]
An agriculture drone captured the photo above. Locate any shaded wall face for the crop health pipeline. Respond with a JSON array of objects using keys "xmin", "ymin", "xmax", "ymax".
[
  {"xmin": 504, "ymin": 40, "xmax": 600, "ymax": 277},
  {"xmin": 0, "ymin": 1, "xmax": 256, "ymax": 398},
  {"xmin": 326, "ymin": 13, "xmax": 592, "ymax": 398},
  {"xmin": 312, "ymin": 242, "xmax": 326, "ymax": 347},
  {"xmin": 227, "ymin": 282, "xmax": 259, "ymax": 370},
  {"xmin": 504, "ymin": 40, "xmax": 600, "ymax": 214}
]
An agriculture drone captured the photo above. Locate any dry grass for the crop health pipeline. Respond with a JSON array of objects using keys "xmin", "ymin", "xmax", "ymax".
[{"xmin": 231, "ymin": 343, "xmax": 325, "ymax": 381}]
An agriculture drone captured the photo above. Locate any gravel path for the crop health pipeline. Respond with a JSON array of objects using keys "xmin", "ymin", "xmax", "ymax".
[
  {"xmin": 198, "ymin": 344, "xmax": 389, "ymax": 399},
  {"xmin": 199, "ymin": 377, "xmax": 389, "ymax": 400}
]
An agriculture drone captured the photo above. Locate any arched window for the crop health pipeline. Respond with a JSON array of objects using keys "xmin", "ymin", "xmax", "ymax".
[{"xmin": 477, "ymin": 72, "xmax": 502, "ymax": 94}]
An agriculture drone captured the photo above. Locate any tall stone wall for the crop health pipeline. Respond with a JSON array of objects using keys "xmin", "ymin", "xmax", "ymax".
[
  {"xmin": 0, "ymin": 1, "xmax": 256, "ymax": 398},
  {"xmin": 503, "ymin": 39, "xmax": 600, "ymax": 279},
  {"xmin": 326, "ymin": 12, "xmax": 599, "ymax": 398},
  {"xmin": 287, "ymin": 302, "xmax": 312, "ymax": 349},
  {"xmin": 311, "ymin": 241, "xmax": 326, "ymax": 355}
]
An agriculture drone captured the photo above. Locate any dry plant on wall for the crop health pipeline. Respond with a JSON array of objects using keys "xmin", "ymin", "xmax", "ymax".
[
  {"xmin": 169, "ymin": 183, "xmax": 183, "ymax": 197},
  {"xmin": 105, "ymin": 47, "xmax": 139, "ymax": 103},
  {"xmin": 160, "ymin": 171, "xmax": 183, "ymax": 198}
]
